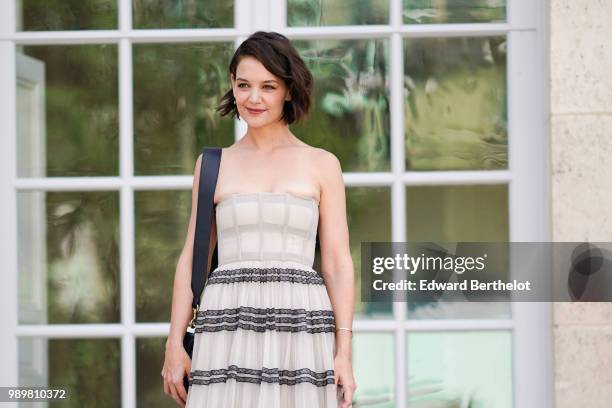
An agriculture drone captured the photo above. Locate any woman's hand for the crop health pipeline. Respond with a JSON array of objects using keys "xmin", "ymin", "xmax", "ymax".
[
  {"xmin": 161, "ymin": 344, "xmax": 191, "ymax": 407},
  {"xmin": 334, "ymin": 354, "xmax": 357, "ymax": 408}
]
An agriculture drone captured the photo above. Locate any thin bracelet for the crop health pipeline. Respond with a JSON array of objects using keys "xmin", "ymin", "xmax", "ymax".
[{"xmin": 336, "ymin": 327, "xmax": 353, "ymax": 334}]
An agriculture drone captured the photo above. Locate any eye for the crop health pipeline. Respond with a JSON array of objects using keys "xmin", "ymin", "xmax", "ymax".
[{"xmin": 237, "ymin": 83, "xmax": 275, "ymax": 89}]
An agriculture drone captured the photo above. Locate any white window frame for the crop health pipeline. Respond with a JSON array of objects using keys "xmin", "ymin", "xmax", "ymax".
[{"xmin": 0, "ymin": 0, "xmax": 552, "ymax": 407}]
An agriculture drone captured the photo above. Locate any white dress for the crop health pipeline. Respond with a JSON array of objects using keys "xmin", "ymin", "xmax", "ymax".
[{"xmin": 185, "ymin": 191, "xmax": 342, "ymax": 408}]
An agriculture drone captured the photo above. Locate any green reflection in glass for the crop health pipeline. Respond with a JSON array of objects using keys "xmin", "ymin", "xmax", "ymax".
[
  {"xmin": 292, "ymin": 39, "xmax": 390, "ymax": 172},
  {"xmin": 406, "ymin": 184, "xmax": 508, "ymax": 242},
  {"xmin": 137, "ymin": 337, "xmax": 171, "ymax": 407},
  {"xmin": 404, "ymin": 36, "xmax": 507, "ymax": 170},
  {"xmin": 349, "ymin": 187, "xmax": 393, "ymax": 317},
  {"xmin": 403, "ymin": 0, "xmax": 506, "ymax": 24},
  {"xmin": 18, "ymin": 45, "xmax": 118, "ymax": 177},
  {"xmin": 133, "ymin": 42, "xmax": 235, "ymax": 175},
  {"xmin": 17, "ymin": 191, "xmax": 120, "ymax": 324},
  {"xmin": 406, "ymin": 331, "xmax": 512, "ymax": 408},
  {"xmin": 135, "ymin": 190, "xmax": 191, "ymax": 322},
  {"xmin": 352, "ymin": 333, "xmax": 395, "ymax": 407},
  {"xmin": 18, "ymin": 0, "xmax": 117, "ymax": 31},
  {"xmin": 405, "ymin": 184, "xmax": 510, "ymax": 319},
  {"xmin": 19, "ymin": 337, "xmax": 121, "ymax": 406},
  {"xmin": 133, "ymin": 0, "xmax": 233, "ymax": 29},
  {"xmin": 287, "ymin": 0, "xmax": 388, "ymax": 26}
]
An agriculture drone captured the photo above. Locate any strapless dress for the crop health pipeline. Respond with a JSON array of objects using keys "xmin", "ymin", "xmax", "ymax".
[{"xmin": 185, "ymin": 191, "xmax": 341, "ymax": 408}]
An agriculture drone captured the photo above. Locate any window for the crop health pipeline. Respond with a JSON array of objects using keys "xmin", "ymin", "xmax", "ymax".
[{"xmin": 0, "ymin": 0, "xmax": 551, "ymax": 406}]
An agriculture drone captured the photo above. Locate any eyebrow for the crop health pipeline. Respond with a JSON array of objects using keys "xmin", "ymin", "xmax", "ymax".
[{"xmin": 236, "ymin": 77, "xmax": 278, "ymax": 84}]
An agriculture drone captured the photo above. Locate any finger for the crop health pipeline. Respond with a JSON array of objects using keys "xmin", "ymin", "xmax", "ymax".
[
  {"xmin": 343, "ymin": 386, "xmax": 354, "ymax": 408},
  {"xmin": 169, "ymin": 383, "xmax": 183, "ymax": 406},
  {"xmin": 177, "ymin": 380, "xmax": 188, "ymax": 402},
  {"xmin": 163, "ymin": 379, "xmax": 169, "ymax": 395}
]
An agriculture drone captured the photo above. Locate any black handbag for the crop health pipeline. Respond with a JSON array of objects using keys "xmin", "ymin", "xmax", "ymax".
[{"xmin": 182, "ymin": 147, "xmax": 222, "ymax": 390}]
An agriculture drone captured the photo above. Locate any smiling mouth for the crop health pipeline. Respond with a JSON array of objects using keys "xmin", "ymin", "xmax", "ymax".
[{"xmin": 246, "ymin": 107, "xmax": 266, "ymax": 113}]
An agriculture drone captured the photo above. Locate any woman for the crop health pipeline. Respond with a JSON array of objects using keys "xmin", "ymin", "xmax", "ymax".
[{"xmin": 161, "ymin": 31, "xmax": 357, "ymax": 408}]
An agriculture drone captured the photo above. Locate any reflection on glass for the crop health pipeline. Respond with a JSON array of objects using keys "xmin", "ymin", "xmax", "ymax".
[
  {"xmin": 287, "ymin": 0, "xmax": 388, "ymax": 26},
  {"xmin": 133, "ymin": 0, "xmax": 233, "ymax": 29},
  {"xmin": 17, "ymin": 51, "xmax": 46, "ymax": 178},
  {"xmin": 19, "ymin": 337, "xmax": 121, "ymax": 406},
  {"xmin": 403, "ymin": 0, "xmax": 506, "ymax": 24},
  {"xmin": 135, "ymin": 190, "xmax": 191, "ymax": 322},
  {"xmin": 342, "ymin": 187, "xmax": 393, "ymax": 318},
  {"xmin": 405, "ymin": 185, "xmax": 511, "ymax": 319},
  {"xmin": 291, "ymin": 39, "xmax": 390, "ymax": 172},
  {"xmin": 403, "ymin": 36, "xmax": 507, "ymax": 170},
  {"xmin": 406, "ymin": 331, "xmax": 512, "ymax": 408},
  {"xmin": 17, "ymin": 45, "xmax": 118, "ymax": 177},
  {"xmin": 17, "ymin": 0, "xmax": 117, "ymax": 31},
  {"xmin": 352, "ymin": 333, "xmax": 395, "ymax": 408},
  {"xmin": 17, "ymin": 191, "xmax": 120, "ymax": 324},
  {"xmin": 137, "ymin": 337, "xmax": 169, "ymax": 407},
  {"xmin": 133, "ymin": 43, "xmax": 235, "ymax": 175}
]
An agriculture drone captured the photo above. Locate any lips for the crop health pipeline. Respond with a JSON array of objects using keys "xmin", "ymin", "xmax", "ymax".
[{"xmin": 246, "ymin": 107, "xmax": 266, "ymax": 114}]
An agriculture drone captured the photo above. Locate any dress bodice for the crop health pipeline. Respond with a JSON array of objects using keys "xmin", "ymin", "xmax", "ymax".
[{"xmin": 214, "ymin": 191, "xmax": 320, "ymax": 268}]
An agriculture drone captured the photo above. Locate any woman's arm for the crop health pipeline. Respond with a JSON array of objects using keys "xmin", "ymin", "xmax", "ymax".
[
  {"xmin": 162, "ymin": 153, "xmax": 218, "ymax": 406},
  {"xmin": 165, "ymin": 153, "xmax": 217, "ymax": 350},
  {"xmin": 316, "ymin": 150, "xmax": 356, "ymax": 360}
]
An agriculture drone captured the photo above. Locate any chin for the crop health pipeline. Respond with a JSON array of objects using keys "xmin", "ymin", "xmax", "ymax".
[{"xmin": 241, "ymin": 112, "xmax": 281, "ymax": 126}]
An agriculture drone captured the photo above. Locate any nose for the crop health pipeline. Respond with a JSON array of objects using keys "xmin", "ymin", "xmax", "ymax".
[{"xmin": 248, "ymin": 89, "xmax": 262, "ymax": 104}]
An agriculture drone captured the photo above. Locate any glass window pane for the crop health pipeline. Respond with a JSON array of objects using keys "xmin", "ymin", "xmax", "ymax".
[
  {"xmin": 352, "ymin": 333, "xmax": 395, "ymax": 407},
  {"xmin": 406, "ymin": 331, "xmax": 512, "ymax": 408},
  {"xmin": 403, "ymin": 0, "xmax": 506, "ymax": 24},
  {"xmin": 406, "ymin": 185, "xmax": 508, "ymax": 241},
  {"xmin": 340, "ymin": 187, "xmax": 393, "ymax": 318},
  {"xmin": 17, "ymin": 45, "xmax": 118, "ymax": 177},
  {"xmin": 135, "ymin": 190, "xmax": 191, "ymax": 322},
  {"xmin": 406, "ymin": 184, "xmax": 511, "ymax": 319},
  {"xmin": 133, "ymin": 0, "xmax": 233, "ymax": 29},
  {"xmin": 17, "ymin": 191, "xmax": 120, "ymax": 324},
  {"xmin": 292, "ymin": 39, "xmax": 390, "ymax": 172},
  {"xmin": 137, "ymin": 337, "xmax": 168, "ymax": 407},
  {"xmin": 19, "ymin": 337, "xmax": 121, "ymax": 405},
  {"xmin": 287, "ymin": 0, "xmax": 388, "ymax": 27},
  {"xmin": 404, "ymin": 36, "xmax": 507, "ymax": 170},
  {"xmin": 17, "ymin": 0, "xmax": 117, "ymax": 31},
  {"xmin": 133, "ymin": 43, "xmax": 235, "ymax": 175}
]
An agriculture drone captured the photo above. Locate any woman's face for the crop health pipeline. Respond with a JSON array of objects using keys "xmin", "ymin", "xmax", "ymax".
[{"xmin": 230, "ymin": 56, "xmax": 291, "ymax": 127}]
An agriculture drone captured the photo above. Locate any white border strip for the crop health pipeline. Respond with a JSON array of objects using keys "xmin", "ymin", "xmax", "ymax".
[
  {"xmin": 389, "ymin": 0, "xmax": 407, "ymax": 406},
  {"xmin": 119, "ymin": 1, "xmax": 136, "ymax": 401},
  {"xmin": 14, "ymin": 171, "xmax": 512, "ymax": 191},
  {"xmin": 0, "ymin": 40, "xmax": 19, "ymax": 388},
  {"xmin": 3, "ymin": 23, "xmax": 537, "ymax": 44},
  {"xmin": 15, "ymin": 318, "xmax": 514, "ymax": 338}
]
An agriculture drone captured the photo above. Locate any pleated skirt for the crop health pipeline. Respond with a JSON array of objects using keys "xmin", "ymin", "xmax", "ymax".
[{"xmin": 185, "ymin": 259, "xmax": 342, "ymax": 408}]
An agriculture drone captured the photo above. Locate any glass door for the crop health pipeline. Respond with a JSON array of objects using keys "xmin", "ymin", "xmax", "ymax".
[{"xmin": 0, "ymin": 0, "xmax": 551, "ymax": 406}]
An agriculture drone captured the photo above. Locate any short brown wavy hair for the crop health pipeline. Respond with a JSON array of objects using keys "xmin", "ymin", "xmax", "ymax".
[{"xmin": 216, "ymin": 31, "xmax": 314, "ymax": 125}]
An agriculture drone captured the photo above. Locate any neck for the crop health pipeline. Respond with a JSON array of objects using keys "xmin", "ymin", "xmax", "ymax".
[{"xmin": 240, "ymin": 123, "xmax": 296, "ymax": 151}]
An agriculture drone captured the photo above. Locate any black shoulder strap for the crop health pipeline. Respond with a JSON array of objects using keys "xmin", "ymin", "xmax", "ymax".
[{"xmin": 191, "ymin": 147, "xmax": 222, "ymax": 309}]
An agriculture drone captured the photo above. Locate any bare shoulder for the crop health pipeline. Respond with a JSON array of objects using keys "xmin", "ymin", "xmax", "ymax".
[
  {"xmin": 308, "ymin": 147, "xmax": 343, "ymax": 198},
  {"xmin": 194, "ymin": 152, "xmax": 203, "ymax": 174},
  {"xmin": 310, "ymin": 147, "xmax": 342, "ymax": 175}
]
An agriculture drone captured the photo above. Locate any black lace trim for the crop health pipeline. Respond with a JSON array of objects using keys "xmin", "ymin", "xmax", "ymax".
[
  {"xmin": 189, "ymin": 365, "xmax": 335, "ymax": 387},
  {"xmin": 195, "ymin": 306, "xmax": 336, "ymax": 334},
  {"xmin": 207, "ymin": 267, "xmax": 324, "ymax": 285}
]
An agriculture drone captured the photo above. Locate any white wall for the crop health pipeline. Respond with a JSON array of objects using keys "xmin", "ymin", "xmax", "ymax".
[{"xmin": 550, "ymin": 1, "xmax": 612, "ymax": 407}]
